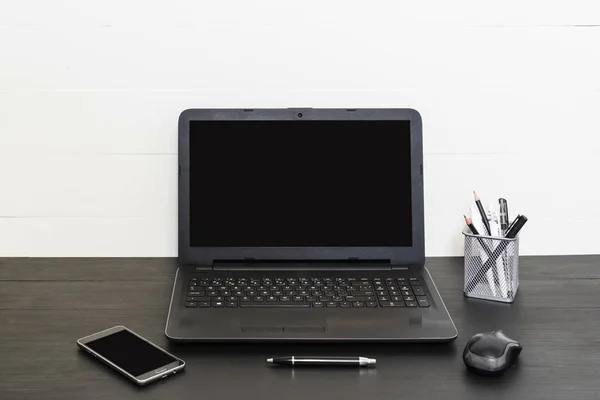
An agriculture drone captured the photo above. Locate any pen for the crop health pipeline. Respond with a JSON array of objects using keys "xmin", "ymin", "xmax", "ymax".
[
  {"xmin": 499, "ymin": 198, "xmax": 509, "ymax": 235},
  {"xmin": 267, "ymin": 356, "xmax": 376, "ymax": 367},
  {"xmin": 473, "ymin": 191, "xmax": 491, "ymax": 235}
]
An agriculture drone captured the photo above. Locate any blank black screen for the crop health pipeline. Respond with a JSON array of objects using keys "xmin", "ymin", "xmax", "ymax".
[
  {"xmin": 189, "ymin": 120, "xmax": 412, "ymax": 247},
  {"xmin": 85, "ymin": 330, "xmax": 177, "ymax": 377}
]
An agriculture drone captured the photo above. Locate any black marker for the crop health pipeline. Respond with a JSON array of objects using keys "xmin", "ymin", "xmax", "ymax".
[{"xmin": 505, "ymin": 215, "xmax": 528, "ymax": 238}]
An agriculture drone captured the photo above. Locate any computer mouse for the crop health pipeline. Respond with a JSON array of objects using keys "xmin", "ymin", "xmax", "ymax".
[{"xmin": 463, "ymin": 330, "xmax": 522, "ymax": 376}]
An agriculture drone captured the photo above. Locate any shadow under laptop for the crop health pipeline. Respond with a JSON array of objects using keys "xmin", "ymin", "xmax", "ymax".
[{"xmin": 168, "ymin": 340, "xmax": 458, "ymax": 359}]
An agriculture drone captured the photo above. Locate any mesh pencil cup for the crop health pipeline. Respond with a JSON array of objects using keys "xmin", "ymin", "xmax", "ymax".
[{"xmin": 463, "ymin": 228, "xmax": 519, "ymax": 303}]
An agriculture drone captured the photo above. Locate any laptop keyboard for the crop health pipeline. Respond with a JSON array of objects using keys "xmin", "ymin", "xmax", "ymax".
[{"xmin": 185, "ymin": 276, "xmax": 430, "ymax": 308}]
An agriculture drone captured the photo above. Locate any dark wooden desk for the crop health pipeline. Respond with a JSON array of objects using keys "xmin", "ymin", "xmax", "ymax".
[{"xmin": 1, "ymin": 257, "xmax": 599, "ymax": 400}]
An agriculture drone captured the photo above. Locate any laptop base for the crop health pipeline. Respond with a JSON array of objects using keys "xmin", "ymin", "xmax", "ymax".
[{"xmin": 165, "ymin": 266, "xmax": 457, "ymax": 342}]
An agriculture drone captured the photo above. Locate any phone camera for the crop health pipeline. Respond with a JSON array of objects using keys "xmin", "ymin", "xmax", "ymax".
[{"xmin": 297, "ymin": 113, "xmax": 303, "ymax": 118}]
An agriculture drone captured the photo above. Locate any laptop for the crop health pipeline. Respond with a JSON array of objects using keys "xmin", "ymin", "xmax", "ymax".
[{"xmin": 165, "ymin": 108, "xmax": 457, "ymax": 342}]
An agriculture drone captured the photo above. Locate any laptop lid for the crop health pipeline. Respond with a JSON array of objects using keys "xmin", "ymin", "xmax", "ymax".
[{"xmin": 178, "ymin": 108, "xmax": 424, "ymax": 266}]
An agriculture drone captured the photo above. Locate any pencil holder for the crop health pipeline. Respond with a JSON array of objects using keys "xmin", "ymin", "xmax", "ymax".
[{"xmin": 463, "ymin": 228, "xmax": 519, "ymax": 303}]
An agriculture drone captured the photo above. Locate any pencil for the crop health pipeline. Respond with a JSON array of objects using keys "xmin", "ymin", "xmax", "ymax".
[
  {"xmin": 464, "ymin": 215, "xmax": 480, "ymax": 235},
  {"xmin": 464, "ymin": 215, "xmax": 499, "ymax": 294}
]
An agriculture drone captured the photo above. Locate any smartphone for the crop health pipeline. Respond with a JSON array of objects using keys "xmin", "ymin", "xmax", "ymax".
[{"xmin": 77, "ymin": 325, "xmax": 185, "ymax": 386}]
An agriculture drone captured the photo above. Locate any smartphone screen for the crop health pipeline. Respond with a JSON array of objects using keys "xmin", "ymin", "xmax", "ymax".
[{"xmin": 82, "ymin": 328, "xmax": 183, "ymax": 381}]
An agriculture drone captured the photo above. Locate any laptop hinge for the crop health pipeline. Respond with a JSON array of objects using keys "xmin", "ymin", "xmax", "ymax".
[
  {"xmin": 192, "ymin": 265, "xmax": 212, "ymax": 270},
  {"xmin": 194, "ymin": 262, "xmax": 414, "ymax": 271},
  {"xmin": 391, "ymin": 264, "xmax": 421, "ymax": 270},
  {"xmin": 211, "ymin": 259, "xmax": 394, "ymax": 271}
]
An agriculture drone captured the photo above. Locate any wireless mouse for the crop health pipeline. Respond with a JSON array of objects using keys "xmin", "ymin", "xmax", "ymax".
[{"xmin": 463, "ymin": 330, "xmax": 522, "ymax": 375}]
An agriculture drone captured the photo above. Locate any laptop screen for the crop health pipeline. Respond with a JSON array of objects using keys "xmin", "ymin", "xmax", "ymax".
[{"xmin": 189, "ymin": 120, "xmax": 412, "ymax": 248}]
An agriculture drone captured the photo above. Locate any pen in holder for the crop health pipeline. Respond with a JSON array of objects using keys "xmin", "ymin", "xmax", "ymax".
[{"xmin": 463, "ymin": 227, "xmax": 519, "ymax": 303}]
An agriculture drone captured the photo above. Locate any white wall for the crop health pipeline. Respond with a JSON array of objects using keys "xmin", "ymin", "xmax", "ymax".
[{"xmin": 1, "ymin": 1, "xmax": 599, "ymax": 257}]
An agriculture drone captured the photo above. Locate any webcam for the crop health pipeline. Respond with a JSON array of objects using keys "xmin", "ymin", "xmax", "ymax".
[{"xmin": 297, "ymin": 113, "xmax": 303, "ymax": 118}]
